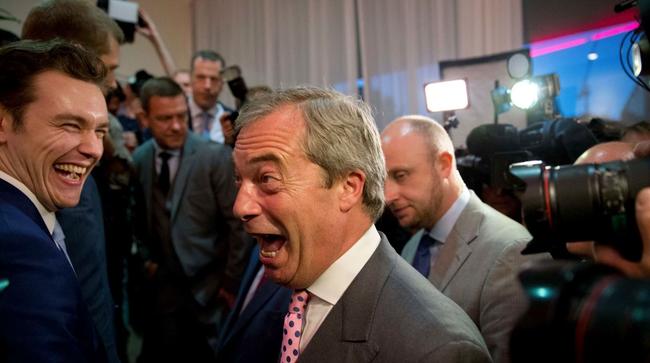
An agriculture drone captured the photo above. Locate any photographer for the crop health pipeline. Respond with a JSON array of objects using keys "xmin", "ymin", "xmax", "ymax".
[{"xmin": 594, "ymin": 141, "xmax": 650, "ymax": 278}]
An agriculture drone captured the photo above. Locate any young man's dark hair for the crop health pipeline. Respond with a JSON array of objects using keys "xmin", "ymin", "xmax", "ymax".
[
  {"xmin": 0, "ymin": 39, "xmax": 107, "ymax": 128},
  {"xmin": 21, "ymin": 0, "xmax": 124, "ymax": 55},
  {"xmin": 140, "ymin": 77, "xmax": 185, "ymax": 112}
]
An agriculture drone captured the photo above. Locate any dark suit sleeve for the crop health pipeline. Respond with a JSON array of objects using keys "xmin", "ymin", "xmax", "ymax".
[
  {"xmin": 0, "ymin": 218, "xmax": 104, "ymax": 362},
  {"xmin": 57, "ymin": 176, "xmax": 118, "ymax": 363},
  {"xmin": 423, "ymin": 340, "xmax": 493, "ymax": 363},
  {"xmin": 210, "ymin": 146, "xmax": 253, "ymax": 293}
]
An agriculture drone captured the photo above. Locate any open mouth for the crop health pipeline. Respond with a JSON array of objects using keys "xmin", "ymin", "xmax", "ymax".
[
  {"xmin": 255, "ymin": 233, "xmax": 287, "ymax": 259},
  {"xmin": 53, "ymin": 163, "xmax": 87, "ymax": 181}
]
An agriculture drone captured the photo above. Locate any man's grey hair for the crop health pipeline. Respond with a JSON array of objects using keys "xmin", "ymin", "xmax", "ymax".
[{"xmin": 235, "ymin": 86, "xmax": 386, "ymax": 220}]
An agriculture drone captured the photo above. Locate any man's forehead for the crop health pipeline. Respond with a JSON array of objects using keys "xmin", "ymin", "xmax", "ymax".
[
  {"xmin": 193, "ymin": 58, "xmax": 222, "ymax": 72},
  {"xmin": 149, "ymin": 94, "xmax": 187, "ymax": 109}
]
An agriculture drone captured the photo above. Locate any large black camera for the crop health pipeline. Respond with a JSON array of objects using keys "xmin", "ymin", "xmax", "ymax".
[
  {"xmin": 511, "ymin": 260, "xmax": 650, "ymax": 363},
  {"xmin": 508, "ymin": 158, "xmax": 650, "ymax": 261},
  {"xmin": 459, "ymin": 118, "xmax": 598, "ymax": 191}
]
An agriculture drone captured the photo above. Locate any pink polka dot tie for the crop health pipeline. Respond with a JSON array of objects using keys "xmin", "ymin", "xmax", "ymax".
[{"xmin": 280, "ymin": 290, "xmax": 310, "ymax": 363}]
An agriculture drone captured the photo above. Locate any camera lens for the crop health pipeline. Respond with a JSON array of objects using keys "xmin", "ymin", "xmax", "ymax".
[
  {"xmin": 511, "ymin": 260, "xmax": 650, "ymax": 363},
  {"xmin": 509, "ymin": 158, "xmax": 650, "ymax": 261}
]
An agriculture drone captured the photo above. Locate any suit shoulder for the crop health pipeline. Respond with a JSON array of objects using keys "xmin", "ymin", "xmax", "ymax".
[
  {"xmin": 132, "ymin": 140, "xmax": 154, "ymax": 163},
  {"xmin": 476, "ymin": 201, "xmax": 531, "ymax": 242},
  {"xmin": 377, "ymin": 257, "xmax": 488, "ymax": 351},
  {"xmin": 197, "ymin": 141, "xmax": 234, "ymax": 163}
]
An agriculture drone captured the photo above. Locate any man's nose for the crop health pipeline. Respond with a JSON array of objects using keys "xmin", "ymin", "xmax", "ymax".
[
  {"xmin": 233, "ymin": 181, "xmax": 261, "ymax": 222},
  {"xmin": 384, "ymin": 179, "xmax": 398, "ymax": 205},
  {"xmin": 79, "ymin": 130, "xmax": 104, "ymax": 160}
]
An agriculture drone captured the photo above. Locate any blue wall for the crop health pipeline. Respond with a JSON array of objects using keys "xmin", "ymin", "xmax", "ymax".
[{"xmin": 531, "ymin": 25, "xmax": 650, "ymax": 123}]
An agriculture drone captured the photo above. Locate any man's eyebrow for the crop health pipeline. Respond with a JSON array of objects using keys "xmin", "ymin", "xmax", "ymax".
[
  {"xmin": 249, "ymin": 153, "xmax": 282, "ymax": 165},
  {"xmin": 54, "ymin": 113, "xmax": 109, "ymax": 129},
  {"xmin": 54, "ymin": 113, "xmax": 87, "ymax": 123}
]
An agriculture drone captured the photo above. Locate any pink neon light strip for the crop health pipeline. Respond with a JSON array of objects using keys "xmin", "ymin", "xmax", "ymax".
[
  {"xmin": 591, "ymin": 21, "xmax": 639, "ymax": 40},
  {"xmin": 530, "ymin": 21, "xmax": 640, "ymax": 58},
  {"xmin": 530, "ymin": 38, "xmax": 588, "ymax": 57}
]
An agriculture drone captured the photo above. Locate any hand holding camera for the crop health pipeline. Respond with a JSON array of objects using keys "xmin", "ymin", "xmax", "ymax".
[{"xmin": 593, "ymin": 141, "xmax": 650, "ymax": 278}]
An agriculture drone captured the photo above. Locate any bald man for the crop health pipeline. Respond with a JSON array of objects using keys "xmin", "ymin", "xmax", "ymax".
[{"xmin": 381, "ymin": 115, "xmax": 547, "ymax": 363}]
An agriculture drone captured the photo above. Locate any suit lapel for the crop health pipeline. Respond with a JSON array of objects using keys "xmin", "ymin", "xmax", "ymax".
[
  {"xmin": 231, "ymin": 282, "xmax": 285, "ymax": 340},
  {"xmin": 429, "ymin": 192, "xmax": 483, "ymax": 291},
  {"xmin": 300, "ymin": 238, "xmax": 397, "ymax": 362},
  {"xmin": 0, "ymin": 179, "xmax": 50, "ymax": 237},
  {"xmin": 170, "ymin": 134, "xmax": 200, "ymax": 222}
]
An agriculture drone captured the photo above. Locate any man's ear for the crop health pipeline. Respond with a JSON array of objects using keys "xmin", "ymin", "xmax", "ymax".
[
  {"xmin": 140, "ymin": 113, "xmax": 150, "ymax": 128},
  {"xmin": 437, "ymin": 151, "xmax": 454, "ymax": 178},
  {"xmin": 0, "ymin": 108, "xmax": 13, "ymax": 143},
  {"xmin": 339, "ymin": 170, "xmax": 366, "ymax": 213}
]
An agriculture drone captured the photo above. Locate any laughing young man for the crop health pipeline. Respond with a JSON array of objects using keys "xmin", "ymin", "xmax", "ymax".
[{"xmin": 0, "ymin": 40, "xmax": 109, "ymax": 362}]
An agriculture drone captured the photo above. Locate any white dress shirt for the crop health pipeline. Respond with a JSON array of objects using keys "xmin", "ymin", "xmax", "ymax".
[
  {"xmin": 422, "ymin": 187, "xmax": 470, "ymax": 266},
  {"xmin": 300, "ymin": 225, "xmax": 381, "ymax": 351},
  {"xmin": 189, "ymin": 98, "xmax": 226, "ymax": 143}
]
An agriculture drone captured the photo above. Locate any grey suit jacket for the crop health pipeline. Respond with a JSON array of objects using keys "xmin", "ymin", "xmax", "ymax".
[
  {"xmin": 133, "ymin": 133, "xmax": 251, "ymax": 323},
  {"xmin": 300, "ymin": 236, "xmax": 491, "ymax": 363},
  {"xmin": 402, "ymin": 191, "xmax": 544, "ymax": 363}
]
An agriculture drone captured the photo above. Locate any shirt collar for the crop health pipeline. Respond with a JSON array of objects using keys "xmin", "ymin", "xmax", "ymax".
[
  {"xmin": 429, "ymin": 187, "xmax": 470, "ymax": 243},
  {"xmin": 153, "ymin": 139, "xmax": 183, "ymax": 156},
  {"xmin": 307, "ymin": 225, "xmax": 381, "ymax": 305},
  {"xmin": 0, "ymin": 170, "xmax": 56, "ymax": 234},
  {"xmin": 189, "ymin": 97, "xmax": 222, "ymax": 118}
]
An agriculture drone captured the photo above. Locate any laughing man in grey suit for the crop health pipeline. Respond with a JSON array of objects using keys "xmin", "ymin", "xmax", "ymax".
[
  {"xmin": 381, "ymin": 115, "xmax": 546, "ymax": 363},
  {"xmin": 232, "ymin": 87, "xmax": 491, "ymax": 363},
  {"xmin": 132, "ymin": 77, "xmax": 252, "ymax": 362}
]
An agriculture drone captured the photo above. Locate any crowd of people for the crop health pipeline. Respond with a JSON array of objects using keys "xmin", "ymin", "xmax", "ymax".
[{"xmin": 2, "ymin": 1, "xmax": 650, "ymax": 363}]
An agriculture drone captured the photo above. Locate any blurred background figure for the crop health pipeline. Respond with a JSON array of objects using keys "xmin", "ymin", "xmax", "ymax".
[
  {"xmin": 622, "ymin": 121, "xmax": 650, "ymax": 144},
  {"xmin": 188, "ymin": 50, "xmax": 234, "ymax": 143},
  {"xmin": 173, "ymin": 69, "xmax": 192, "ymax": 97}
]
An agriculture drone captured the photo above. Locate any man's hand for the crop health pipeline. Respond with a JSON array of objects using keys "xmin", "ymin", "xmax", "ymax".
[
  {"xmin": 594, "ymin": 187, "xmax": 650, "ymax": 278},
  {"xmin": 219, "ymin": 113, "xmax": 236, "ymax": 146},
  {"xmin": 144, "ymin": 260, "xmax": 159, "ymax": 279},
  {"xmin": 218, "ymin": 287, "xmax": 236, "ymax": 309},
  {"xmin": 135, "ymin": 8, "xmax": 159, "ymax": 42}
]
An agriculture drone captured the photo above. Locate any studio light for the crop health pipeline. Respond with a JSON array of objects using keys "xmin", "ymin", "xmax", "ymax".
[
  {"xmin": 423, "ymin": 79, "xmax": 469, "ymax": 112},
  {"xmin": 510, "ymin": 80, "xmax": 540, "ymax": 109},
  {"xmin": 510, "ymin": 74, "xmax": 560, "ymax": 110}
]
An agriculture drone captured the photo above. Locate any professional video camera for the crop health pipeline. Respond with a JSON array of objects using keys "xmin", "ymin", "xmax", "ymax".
[
  {"xmin": 508, "ymin": 2, "xmax": 650, "ymax": 361},
  {"xmin": 458, "ymin": 118, "xmax": 598, "ymax": 191},
  {"xmin": 97, "ymin": 0, "xmax": 147, "ymax": 43}
]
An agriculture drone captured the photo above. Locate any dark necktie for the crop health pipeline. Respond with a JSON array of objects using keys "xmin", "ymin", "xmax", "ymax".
[
  {"xmin": 413, "ymin": 233, "xmax": 437, "ymax": 277},
  {"xmin": 159, "ymin": 151, "xmax": 171, "ymax": 194}
]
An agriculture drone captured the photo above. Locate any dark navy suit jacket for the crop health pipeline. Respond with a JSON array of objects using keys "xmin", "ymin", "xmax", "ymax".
[
  {"xmin": 0, "ymin": 179, "xmax": 105, "ymax": 362},
  {"xmin": 216, "ymin": 245, "xmax": 292, "ymax": 363},
  {"xmin": 58, "ymin": 176, "xmax": 119, "ymax": 363}
]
